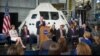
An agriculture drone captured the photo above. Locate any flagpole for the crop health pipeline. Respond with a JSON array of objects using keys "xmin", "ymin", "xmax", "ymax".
[
  {"xmin": 5, "ymin": 0, "xmax": 9, "ymax": 13},
  {"xmin": 36, "ymin": 0, "xmax": 39, "ymax": 7},
  {"xmin": 6, "ymin": 0, "xmax": 8, "ymax": 6}
]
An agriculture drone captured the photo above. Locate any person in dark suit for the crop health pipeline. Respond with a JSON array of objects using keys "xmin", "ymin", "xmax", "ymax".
[
  {"xmin": 36, "ymin": 16, "xmax": 46, "ymax": 48},
  {"xmin": 56, "ymin": 25, "xmax": 66, "ymax": 42},
  {"xmin": 50, "ymin": 24, "xmax": 57, "ymax": 42},
  {"xmin": 92, "ymin": 36, "xmax": 100, "ymax": 55},
  {"xmin": 21, "ymin": 25, "xmax": 30, "ymax": 45},
  {"xmin": 92, "ymin": 25, "xmax": 100, "ymax": 37},
  {"xmin": 67, "ymin": 23, "xmax": 79, "ymax": 46},
  {"xmin": 79, "ymin": 24, "xmax": 92, "ymax": 37}
]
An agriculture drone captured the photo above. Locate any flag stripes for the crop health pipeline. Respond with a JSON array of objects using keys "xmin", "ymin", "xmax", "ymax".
[{"xmin": 2, "ymin": 13, "xmax": 11, "ymax": 34}]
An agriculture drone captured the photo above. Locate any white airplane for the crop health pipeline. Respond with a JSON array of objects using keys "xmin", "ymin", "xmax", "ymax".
[{"xmin": 18, "ymin": 3, "xmax": 69, "ymax": 36}]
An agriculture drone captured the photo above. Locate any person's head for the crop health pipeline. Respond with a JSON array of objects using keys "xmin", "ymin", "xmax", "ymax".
[
  {"xmin": 73, "ymin": 21, "xmax": 77, "ymax": 27},
  {"xmin": 76, "ymin": 42, "xmax": 92, "ymax": 55},
  {"xmin": 11, "ymin": 25, "xmax": 15, "ymax": 30},
  {"xmin": 23, "ymin": 25, "xmax": 28, "ymax": 30},
  {"xmin": 58, "ymin": 37, "xmax": 68, "ymax": 53},
  {"xmin": 7, "ymin": 45, "xmax": 24, "ymax": 55},
  {"xmin": 48, "ymin": 43, "xmax": 60, "ymax": 55},
  {"xmin": 40, "ymin": 16, "xmax": 43, "ymax": 21},
  {"xmin": 60, "ymin": 25, "xmax": 64, "ymax": 29},
  {"xmin": 47, "ymin": 32, "xmax": 53, "ymax": 39},
  {"xmin": 82, "ymin": 24, "xmax": 86, "ymax": 29},
  {"xmin": 93, "ymin": 36, "xmax": 100, "ymax": 45},
  {"xmin": 94, "ymin": 25, "xmax": 98, "ymax": 30},
  {"xmin": 87, "ymin": 0, "xmax": 90, "ymax": 5},
  {"xmin": 70, "ymin": 23, "xmax": 75, "ymax": 29},
  {"xmin": 51, "ymin": 24, "xmax": 55, "ymax": 29},
  {"xmin": 83, "ymin": 31, "xmax": 91, "ymax": 38}
]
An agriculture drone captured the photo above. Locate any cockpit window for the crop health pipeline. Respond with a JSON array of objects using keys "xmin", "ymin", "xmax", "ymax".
[
  {"xmin": 40, "ymin": 12, "xmax": 49, "ymax": 20},
  {"xmin": 31, "ymin": 14, "xmax": 37, "ymax": 19},
  {"xmin": 50, "ymin": 12, "xmax": 59, "ymax": 20}
]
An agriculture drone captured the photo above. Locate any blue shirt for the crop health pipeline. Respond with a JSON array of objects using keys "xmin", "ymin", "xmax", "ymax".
[{"xmin": 81, "ymin": 38, "xmax": 92, "ymax": 46}]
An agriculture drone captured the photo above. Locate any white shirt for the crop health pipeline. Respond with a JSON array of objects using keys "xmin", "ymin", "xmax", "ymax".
[
  {"xmin": 60, "ymin": 29, "xmax": 63, "ymax": 37},
  {"xmin": 9, "ymin": 29, "xmax": 18, "ymax": 38}
]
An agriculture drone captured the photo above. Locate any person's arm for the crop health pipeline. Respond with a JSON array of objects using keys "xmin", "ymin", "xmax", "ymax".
[
  {"xmin": 43, "ymin": 21, "xmax": 46, "ymax": 26},
  {"xmin": 63, "ymin": 29, "xmax": 66, "ymax": 37},
  {"xmin": 36, "ymin": 21, "xmax": 40, "ymax": 29},
  {"xmin": 56, "ymin": 29, "xmax": 60, "ymax": 38},
  {"xmin": 21, "ymin": 29, "xmax": 24, "ymax": 37},
  {"xmin": 28, "ymin": 30, "xmax": 30, "ymax": 35},
  {"xmin": 9, "ymin": 30, "xmax": 12, "ymax": 37},
  {"xmin": 54, "ymin": 29, "xmax": 57, "ymax": 36},
  {"xmin": 25, "ymin": 30, "xmax": 30, "ymax": 38},
  {"xmin": 15, "ymin": 30, "xmax": 19, "ymax": 37},
  {"xmin": 67, "ymin": 29, "xmax": 71, "ymax": 38},
  {"xmin": 76, "ymin": 28, "xmax": 79, "ymax": 37}
]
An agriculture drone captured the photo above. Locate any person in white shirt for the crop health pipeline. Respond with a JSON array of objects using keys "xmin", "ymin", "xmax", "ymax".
[{"xmin": 9, "ymin": 25, "xmax": 26, "ymax": 48}]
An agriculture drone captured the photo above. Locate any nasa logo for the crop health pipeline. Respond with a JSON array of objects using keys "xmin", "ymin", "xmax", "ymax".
[{"xmin": 44, "ymin": 30, "xmax": 48, "ymax": 35}]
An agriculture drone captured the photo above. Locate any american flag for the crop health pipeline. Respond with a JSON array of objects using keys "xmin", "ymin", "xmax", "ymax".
[{"xmin": 2, "ymin": 0, "xmax": 11, "ymax": 34}]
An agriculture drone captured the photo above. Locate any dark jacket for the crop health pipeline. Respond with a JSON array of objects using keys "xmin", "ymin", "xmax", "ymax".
[
  {"xmin": 56, "ymin": 29, "xmax": 66, "ymax": 40},
  {"xmin": 21, "ymin": 29, "xmax": 30, "ymax": 44},
  {"xmin": 50, "ymin": 28, "xmax": 57, "ymax": 36},
  {"xmin": 50, "ymin": 29, "xmax": 57, "ymax": 42},
  {"xmin": 92, "ymin": 43, "xmax": 100, "ymax": 55},
  {"xmin": 79, "ymin": 28, "xmax": 84, "ymax": 37},
  {"xmin": 67, "ymin": 28, "xmax": 79, "ymax": 38},
  {"xmin": 36, "ymin": 21, "xmax": 45, "ymax": 34},
  {"xmin": 21, "ymin": 29, "xmax": 30, "ymax": 37},
  {"xmin": 79, "ymin": 27, "xmax": 92, "ymax": 37}
]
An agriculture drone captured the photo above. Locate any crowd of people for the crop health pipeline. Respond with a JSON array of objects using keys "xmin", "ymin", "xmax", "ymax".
[{"xmin": 2, "ymin": 16, "xmax": 100, "ymax": 55}]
